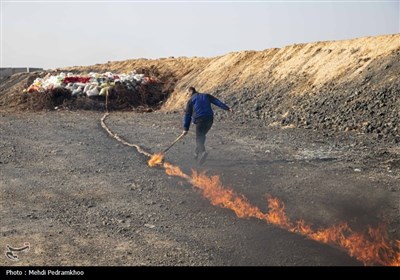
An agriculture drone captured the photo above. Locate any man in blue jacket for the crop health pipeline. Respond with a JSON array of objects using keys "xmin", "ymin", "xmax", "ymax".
[{"xmin": 183, "ymin": 87, "xmax": 233, "ymax": 164}]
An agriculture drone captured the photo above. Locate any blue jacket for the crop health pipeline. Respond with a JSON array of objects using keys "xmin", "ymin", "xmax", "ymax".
[{"xmin": 183, "ymin": 93, "xmax": 230, "ymax": 130}]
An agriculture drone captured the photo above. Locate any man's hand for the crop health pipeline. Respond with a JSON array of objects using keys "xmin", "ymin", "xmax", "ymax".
[
  {"xmin": 182, "ymin": 130, "xmax": 188, "ymax": 136},
  {"xmin": 229, "ymin": 108, "xmax": 234, "ymax": 114}
]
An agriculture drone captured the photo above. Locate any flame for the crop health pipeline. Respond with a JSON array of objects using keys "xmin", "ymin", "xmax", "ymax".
[
  {"xmin": 191, "ymin": 170, "xmax": 266, "ymax": 219},
  {"xmin": 262, "ymin": 197, "xmax": 400, "ymax": 266},
  {"xmin": 148, "ymin": 154, "xmax": 400, "ymax": 266},
  {"xmin": 265, "ymin": 195, "xmax": 293, "ymax": 229},
  {"xmin": 148, "ymin": 153, "xmax": 164, "ymax": 167},
  {"xmin": 163, "ymin": 162, "xmax": 191, "ymax": 180}
]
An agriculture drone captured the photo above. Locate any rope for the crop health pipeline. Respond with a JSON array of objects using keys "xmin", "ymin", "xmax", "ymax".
[{"xmin": 100, "ymin": 92, "xmax": 152, "ymax": 158}]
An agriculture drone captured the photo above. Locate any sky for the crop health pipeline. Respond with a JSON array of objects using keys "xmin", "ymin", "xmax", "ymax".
[{"xmin": 1, "ymin": 0, "xmax": 399, "ymax": 69}]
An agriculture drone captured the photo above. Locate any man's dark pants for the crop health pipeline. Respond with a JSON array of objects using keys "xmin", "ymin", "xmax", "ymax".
[{"xmin": 195, "ymin": 117, "xmax": 213, "ymax": 155}]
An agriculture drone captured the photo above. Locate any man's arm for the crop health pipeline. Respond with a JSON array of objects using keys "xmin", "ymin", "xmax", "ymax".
[
  {"xmin": 183, "ymin": 99, "xmax": 193, "ymax": 132},
  {"xmin": 208, "ymin": 94, "xmax": 230, "ymax": 111}
]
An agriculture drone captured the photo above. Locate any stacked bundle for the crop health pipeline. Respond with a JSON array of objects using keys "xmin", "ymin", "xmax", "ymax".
[
  {"xmin": 25, "ymin": 71, "xmax": 157, "ymax": 98},
  {"xmin": 20, "ymin": 70, "xmax": 167, "ymax": 111}
]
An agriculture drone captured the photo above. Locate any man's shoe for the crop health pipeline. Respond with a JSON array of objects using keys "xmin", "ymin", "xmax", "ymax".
[
  {"xmin": 198, "ymin": 152, "xmax": 208, "ymax": 165},
  {"xmin": 194, "ymin": 152, "xmax": 199, "ymax": 160}
]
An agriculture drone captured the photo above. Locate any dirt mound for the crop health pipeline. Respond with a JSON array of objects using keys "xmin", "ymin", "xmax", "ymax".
[
  {"xmin": 1, "ymin": 34, "xmax": 399, "ymax": 141},
  {"xmin": 0, "ymin": 68, "xmax": 175, "ymax": 111}
]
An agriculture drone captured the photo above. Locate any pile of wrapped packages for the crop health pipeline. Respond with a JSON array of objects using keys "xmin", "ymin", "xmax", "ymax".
[{"xmin": 25, "ymin": 71, "xmax": 157, "ymax": 97}]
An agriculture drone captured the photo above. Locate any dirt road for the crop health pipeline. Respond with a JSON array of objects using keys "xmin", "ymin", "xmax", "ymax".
[{"xmin": 1, "ymin": 111, "xmax": 399, "ymax": 265}]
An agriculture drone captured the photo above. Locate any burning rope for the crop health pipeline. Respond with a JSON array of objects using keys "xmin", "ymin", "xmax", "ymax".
[
  {"xmin": 163, "ymin": 164, "xmax": 400, "ymax": 266},
  {"xmin": 100, "ymin": 96, "xmax": 400, "ymax": 266}
]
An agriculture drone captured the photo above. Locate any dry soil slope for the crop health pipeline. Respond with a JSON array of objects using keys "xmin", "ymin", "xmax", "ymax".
[
  {"xmin": 66, "ymin": 34, "xmax": 398, "ymax": 108},
  {"xmin": 5, "ymin": 34, "xmax": 398, "ymax": 140},
  {"xmin": 65, "ymin": 34, "xmax": 400, "ymax": 141}
]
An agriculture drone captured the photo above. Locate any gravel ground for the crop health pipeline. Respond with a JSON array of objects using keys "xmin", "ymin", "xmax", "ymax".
[{"xmin": 1, "ymin": 110, "xmax": 399, "ymax": 266}]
